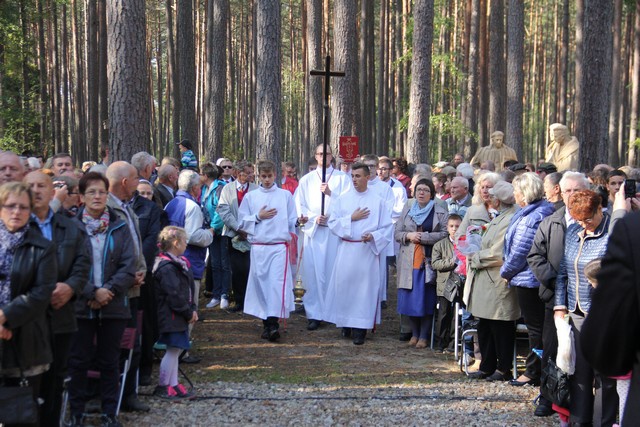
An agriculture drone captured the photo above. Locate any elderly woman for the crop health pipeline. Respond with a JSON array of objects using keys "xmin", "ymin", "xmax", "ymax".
[
  {"xmin": 66, "ymin": 172, "xmax": 136, "ymax": 427},
  {"xmin": 0, "ymin": 182, "xmax": 56, "ymax": 426},
  {"xmin": 465, "ymin": 181, "xmax": 519, "ymax": 381},
  {"xmin": 500, "ymin": 173, "xmax": 555, "ymax": 386},
  {"xmin": 554, "ymin": 190, "xmax": 617, "ymax": 426},
  {"xmin": 137, "ymin": 179, "xmax": 155, "ymax": 201},
  {"xmin": 395, "ymin": 179, "xmax": 448, "ymax": 348},
  {"xmin": 456, "ymin": 172, "xmax": 504, "ymax": 241}
]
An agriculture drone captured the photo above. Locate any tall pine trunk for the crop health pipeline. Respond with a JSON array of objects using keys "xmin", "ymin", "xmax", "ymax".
[
  {"xmin": 205, "ymin": 0, "xmax": 227, "ymax": 162},
  {"xmin": 506, "ymin": 0, "xmax": 524, "ymax": 160}
]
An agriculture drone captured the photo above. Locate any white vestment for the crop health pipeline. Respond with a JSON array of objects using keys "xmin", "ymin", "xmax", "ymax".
[
  {"xmin": 324, "ymin": 188, "xmax": 392, "ymax": 329},
  {"xmin": 365, "ymin": 177, "xmax": 396, "ymax": 302},
  {"xmin": 238, "ymin": 185, "xmax": 297, "ymax": 320},
  {"xmin": 293, "ymin": 166, "xmax": 352, "ymax": 320}
]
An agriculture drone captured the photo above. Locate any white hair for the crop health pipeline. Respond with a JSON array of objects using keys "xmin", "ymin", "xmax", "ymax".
[
  {"xmin": 456, "ymin": 162, "xmax": 475, "ymax": 179},
  {"xmin": 178, "ymin": 169, "xmax": 200, "ymax": 192},
  {"xmin": 559, "ymin": 171, "xmax": 589, "ymax": 192},
  {"xmin": 131, "ymin": 151, "xmax": 155, "ymax": 173},
  {"xmin": 512, "ymin": 172, "xmax": 545, "ymax": 205}
]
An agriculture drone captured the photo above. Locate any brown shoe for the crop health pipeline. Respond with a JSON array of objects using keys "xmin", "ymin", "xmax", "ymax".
[
  {"xmin": 415, "ymin": 339, "xmax": 428, "ymax": 349},
  {"xmin": 408, "ymin": 337, "xmax": 418, "ymax": 346}
]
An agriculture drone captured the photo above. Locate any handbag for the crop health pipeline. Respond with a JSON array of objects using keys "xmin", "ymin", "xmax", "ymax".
[
  {"xmin": 540, "ymin": 358, "xmax": 571, "ymax": 408},
  {"xmin": 443, "ymin": 273, "xmax": 465, "ymax": 303},
  {"xmin": 0, "ymin": 344, "xmax": 38, "ymax": 425}
]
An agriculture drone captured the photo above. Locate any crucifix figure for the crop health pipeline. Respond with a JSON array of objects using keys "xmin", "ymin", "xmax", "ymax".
[{"xmin": 311, "ymin": 55, "xmax": 344, "ymax": 215}]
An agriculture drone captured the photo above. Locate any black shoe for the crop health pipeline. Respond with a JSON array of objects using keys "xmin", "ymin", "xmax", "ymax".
[
  {"xmin": 352, "ymin": 329, "xmax": 366, "ymax": 345},
  {"xmin": 509, "ymin": 377, "xmax": 540, "ymax": 387},
  {"xmin": 341, "ymin": 327, "xmax": 352, "ymax": 338},
  {"xmin": 268, "ymin": 327, "xmax": 280, "ymax": 342},
  {"xmin": 261, "ymin": 327, "xmax": 270, "ymax": 339},
  {"xmin": 398, "ymin": 332, "xmax": 412, "ymax": 342},
  {"xmin": 381, "ymin": 301, "xmax": 388, "ymax": 309},
  {"xmin": 180, "ymin": 355, "xmax": 201, "ymax": 364},
  {"xmin": 467, "ymin": 370, "xmax": 489, "ymax": 379},
  {"xmin": 486, "ymin": 370, "xmax": 513, "ymax": 382},
  {"xmin": 307, "ymin": 319, "xmax": 320, "ymax": 330},
  {"xmin": 100, "ymin": 414, "xmax": 123, "ymax": 427},
  {"xmin": 228, "ymin": 305, "xmax": 243, "ymax": 313},
  {"xmin": 534, "ymin": 401, "xmax": 554, "ymax": 417},
  {"xmin": 121, "ymin": 395, "xmax": 150, "ymax": 412}
]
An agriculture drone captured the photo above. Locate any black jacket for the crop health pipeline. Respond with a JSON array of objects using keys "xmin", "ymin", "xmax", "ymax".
[
  {"xmin": 132, "ymin": 195, "xmax": 166, "ymax": 271},
  {"xmin": 74, "ymin": 207, "xmax": 136, "ymax": 320},
  {"xmin": 153, "ymin": 256, "xmax": 195, "ymax": 334},
  {"xmin": 153, "ymin": 183, "xmax": 174, "ymax": 209},
  {"xmin": 582, "ymin": 211, "xmax": 640, "ymax": 426},
  {"xmin": 2, "ymin": 227, "xmax": 57, "ymax": 371},
  {"xmin": 30, "ymin": 213, "xmax": 91, "ymax": 334},
  {"xmin": 527, "ymin": 205, "xmax": 567, "ymax": 304}
]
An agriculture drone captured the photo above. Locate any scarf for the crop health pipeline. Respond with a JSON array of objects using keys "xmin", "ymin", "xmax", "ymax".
[
  {"xmin": 82, "ymin": 209, "xmax": 110, "ymax": 236},
  {"xmin": 0, "ymin": 221, "xmax": 29, "ymax": 307},
  {"xmin": 408, "ymin": 199, "xmax": 435, "ymax": 226},
  {"xmin": 163, "ymin": 251, "xmax": 190, "ymax": 272}
]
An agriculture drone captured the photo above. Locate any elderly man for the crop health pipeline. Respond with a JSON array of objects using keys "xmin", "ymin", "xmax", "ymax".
[
  {"xmin": 527, "ymin": 171, "xmax": 590, "ymax": 417},
  {"xmin": 154, "ymin": 163, "xmax": 178, "ymax": 208},
  {"xmin": 217, "ymin": 157, "xmax": 235, "ymax": 184},
  {"xmin": 447, "ymin": 177, "xmax": 471, "ymax": 217},
  {"xmin": 470, "ymin": 131, "xmax": 518, "ymax": 171},
  {"xmin": 546, "ymin": 123, "xmax": 579, "ymax": 172},
  {"xmin": 51, "ymin": 152, "xmax": 74, "ymax": 176},
  {"xmin": 25, "ymin": 171, "xmax": 91, "ymax": 426},
  {"xmin": 217, "ymin": 160, "xmax": 258, "ymax": 312},
  {"xmin": 0, "ymin": 151, "xmax": 25, "ymax": 184}
]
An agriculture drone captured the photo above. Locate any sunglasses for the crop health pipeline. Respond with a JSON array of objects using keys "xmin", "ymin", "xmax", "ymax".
[{"xmin": 221, "ymin": 165, "xmax": 233, "ymax": 169}]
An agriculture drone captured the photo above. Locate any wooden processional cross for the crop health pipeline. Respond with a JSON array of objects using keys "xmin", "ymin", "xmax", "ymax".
[{"xmin": 310, "ymin": 55, "xmax": 344, "ymax": 215}]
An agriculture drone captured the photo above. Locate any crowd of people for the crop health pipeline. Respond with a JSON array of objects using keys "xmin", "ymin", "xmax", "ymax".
[{"xmin": 0, "ymin": 139, "xmax": 639, "ymax": 427}]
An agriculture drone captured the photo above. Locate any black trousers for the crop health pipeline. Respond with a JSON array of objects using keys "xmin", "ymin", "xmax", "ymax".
[
  {"xmin": 67, "ymin": 318, "xmax": 127, "ymax": 416},
  {"xmin": 569, "ymin": 314, "xmax": 618, "ymax": 426},
  {"xmin": 39, "ymin": 331, "xmax": 73, "ymax": 427},
  {"xmin": 139, "ymin": 273, "xmax": 158, "ymax": 379},
  {"xmin": 477, "ymin": 318, "xmax": 516, "ymax": 374},
  {"xmin": 228, "ymin": 240, "xmax": 250, "ymax": 308},
  {"xmin": 516, "ymin": 287, "xmax": 545, "ymax": 380},
  {"xmin": 435, "ymin": 296, "xmax": 455, "ymax": 349},
  {"xmin": 5, "ymin": 374, "xmax": 42, "ymax": 427},
  {"xmin": 539, "ymin": 301, "xmax": 557, "ymax": 407}
]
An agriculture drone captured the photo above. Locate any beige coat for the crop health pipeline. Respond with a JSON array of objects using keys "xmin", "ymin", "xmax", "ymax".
[
  {"xmin": 454, "ymin": 203, "xmax": 491, "ymax": 241},
  {"xmin": 394, "ymin": 200, "xmax": 448, "ymax": 290},
  {"xmin": 463, "ymin": 205, "xmax": 520, "ymax": 321}
]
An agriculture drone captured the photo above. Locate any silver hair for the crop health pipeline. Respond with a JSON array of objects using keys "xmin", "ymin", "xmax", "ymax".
[
  {"xmin": 471, "ymin": 171, "xmax": 503, "ymax": 205},
  {"xmin": 559, "ymin": 171, "xmax": 589, "ymax": 192},
  {"xmin": 512, "ymin": 172, "xmax": 544, "ymax": 205},
  {"xmin": 178, "ymin": 169, "xmax": 200, "ymax": 192},
  {"xmin": 131, "ymin": 151, "xmax": 155, "ymax": 173}
]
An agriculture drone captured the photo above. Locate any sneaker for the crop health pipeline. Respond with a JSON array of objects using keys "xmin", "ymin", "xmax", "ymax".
[
  {"xmin": 220, "ymin": 296, "xmax": 230, "ymax": 309},
  {"xmin": 206, "ymin": 298, "xmax": 220, "ymax": 308},
  {"xmin": 153, "ymin": 384, "xmax": 179, "ymax": 400},
  {"xmin": 100, "ymin": 414, "xmax": 123, "ymax": 427},
  {"xmin": 173, "ymin": 383, "xmax": 194, "ymax": 399}
]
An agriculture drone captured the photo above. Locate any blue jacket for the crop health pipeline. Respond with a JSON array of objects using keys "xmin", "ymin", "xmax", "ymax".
[
  {"xmin": 554, "ymin": 213, "xmax": 610, "ymax": 314},
  {"xmin": 202, "ymin": 180, "xmax": 226, "ymax": 234},
  {"xmin": 501, "ymin": 199, "xmax": 555, "ymax": 288}
]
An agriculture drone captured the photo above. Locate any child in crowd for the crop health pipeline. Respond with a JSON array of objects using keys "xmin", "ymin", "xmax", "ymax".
[
  {"xmin": 237, "ymin": 160, "xmax": 297, "ymax": 341},
  {"xmin": 153, "ymin": 226, "xmax": 198, "ymax": 399},
  {"xmin": 432, "ymin": 214, "xmax": 475, "ymax": 364}
]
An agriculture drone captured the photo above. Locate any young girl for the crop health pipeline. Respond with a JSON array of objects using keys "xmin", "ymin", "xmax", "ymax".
[{"xmin": 153, "ymin": 226, "xmax": 198, "ymax": 399}]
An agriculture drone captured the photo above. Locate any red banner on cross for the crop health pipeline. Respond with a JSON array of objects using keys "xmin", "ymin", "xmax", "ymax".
[{"xmin": 339, "ymin": 136, "xmax": 359, "ymax": 163}]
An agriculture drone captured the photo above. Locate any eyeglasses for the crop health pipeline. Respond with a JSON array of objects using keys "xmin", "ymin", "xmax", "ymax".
[
  {"xmin": 84, "ymin": 190, "xmax": 108, "ymax": 198},
  {"xmin": 221, "ymin": 165, "xmax": 233, "ymax": 169},
  {"xmin": 315, "ymin": 152, "xmax": 331, "ymax": 156},
  {"xmin": 415, "ymin": 188, "xmax": 431, "ymax": 194},
  {"xmin": 377, "ymin": 167, "xmax": 390, "ymax": 171},
  {"xmin": 1, "ymin": 204, "xmax": 30, "ymax": 212},
  {"xmin": 576, "ymin": 213, "xmax": 597, "ymax": 225}
]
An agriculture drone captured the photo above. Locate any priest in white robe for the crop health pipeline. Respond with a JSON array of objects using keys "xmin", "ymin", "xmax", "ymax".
[
  {"xmin": 294, "ymin": 145, "xmax": 352, "ymax": 331},
  {"xmin": 238, "ymin": 161, "xmax": 298, "ymax": 341},
  {"xmin": 324, "ymin": 163, "xmax": 392, "ymax": 345}
]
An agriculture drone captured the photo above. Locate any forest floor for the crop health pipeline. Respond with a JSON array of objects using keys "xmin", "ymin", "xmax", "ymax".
[{"xmin": 110, "ymin": 279, "xmax": 557, "ymax": 426}]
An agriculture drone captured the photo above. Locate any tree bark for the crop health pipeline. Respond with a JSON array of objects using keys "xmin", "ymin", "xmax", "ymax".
[
  {"xmin": 489, "ymin": 0, "xmax": 505, "ymax": 134},
  {"xmin": 464, "ymin": 0, "xmax": 480, "ymax": 157},
  {"xmin": 330, "ymin": 0, "xmax": 360, "ymax": 153},
  {"xmin": 107, "ymin": 0, "xmax": 150, "ymax": 161},
  {"xmin": 629, "ymin": 2, "xmax": 640, "ymax": 166},
  {"xmin": 205, "ymin": 0, "xmax": 228, "ymax": 163},
  {"xmin": 177, "ymin": 0, "xmax": 197, "ymax": 152},
  {"xmin": 406, "ymin": 0, "xmax": 434, "ymax": 164},
  {"xmin": 506, "ymin": 0, "xmax": 524, "ymax": 160},
  {"xmin": 608, "ymin": 0, "xmax": 622, "ymax": 166},
  {"xmin": 577, "ymin": 0, "xmax": 612, "ymax": 171},
  {"xmin": 255, "ymin": 0, "xmax": 281, "ymax": 169},
  {"xmin": 306, "ymin": 0, "xmax": 322, "ymax": 160}
]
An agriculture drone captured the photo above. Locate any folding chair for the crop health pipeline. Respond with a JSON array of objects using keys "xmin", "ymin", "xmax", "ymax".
[
  {"xmin": 457, "ymin": 303, "xmax": 478, "ymax": 375},
  {"xmin": 513, "ymin": 322, "xmax": 529, "ymax": 378}
]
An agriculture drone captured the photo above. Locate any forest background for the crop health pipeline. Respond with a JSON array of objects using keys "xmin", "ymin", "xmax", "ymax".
[{"xmin": 0, "ymin": 0, "xmax": 636, "ymax": 174}]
